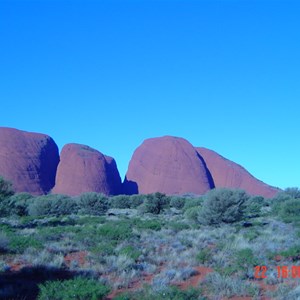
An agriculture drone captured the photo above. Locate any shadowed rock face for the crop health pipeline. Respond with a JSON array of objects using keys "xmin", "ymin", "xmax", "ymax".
[
  {"xmin": 123, "ymin": 136, "xmax": 214, "ymax": 195},
  {"xmin": 195, "ymin": 147, "xmax": 280, "ymax": 198},
  {"xmin": 52, "ymin": 143, "xmax": 122, "ymax": 196},
  {"xmin": 0, "ymin": 127, "xmax": 59, "ymax": 195}
]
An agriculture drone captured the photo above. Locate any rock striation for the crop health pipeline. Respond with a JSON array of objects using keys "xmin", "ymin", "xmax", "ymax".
[
  {"xmin": 123, "ymin": 136, "xmax": 214, "ymax": 195},
  {"xmin": 195, "ymin": 147, "xmax": 279, "ymax": 198},
  {"xmin": 52, "ymin": 143, "xmax": 122, "ymax": 196},
  {"xmin": 0, "ymin": 127, "xmax": 59, "ymax": 194}
]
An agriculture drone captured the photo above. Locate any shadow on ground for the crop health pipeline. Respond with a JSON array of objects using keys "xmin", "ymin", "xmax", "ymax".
[{"xmin": 0, "ymin": 266, "xmax": 80, "ymax": 300}]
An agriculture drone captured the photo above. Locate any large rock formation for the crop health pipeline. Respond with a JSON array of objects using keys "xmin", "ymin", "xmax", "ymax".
[
  {"xmin": 52, "ymin": 143, "xmax": 122, "ymax": 196},
  {"xmin": 195, "ymin": 147, "xmax": 279, "ymax": 198},
  {"xmin": 123, "ymin": 136, "xmax": 214, "ymax": 195},
  {"xmin": 0, "ymin": 127, "xmax": 59, "ymax": 194}
]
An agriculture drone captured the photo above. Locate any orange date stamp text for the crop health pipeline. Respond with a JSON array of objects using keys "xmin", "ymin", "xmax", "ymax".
[{"xmin": 254, "ymin": 265, "xmax": 300, "ymax": 279}]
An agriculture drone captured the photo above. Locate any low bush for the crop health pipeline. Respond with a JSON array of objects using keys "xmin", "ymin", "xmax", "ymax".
[
  {"xmin": 0, "ymin": 176, "xmax": 14, "ymax": 200},
  {"xmin": 196, "ymin": 248, "xmax": 212, "ymax": 265},
  {"xmin": 8, "ymin": 235, "xmax": 43, "ymax": 253},
  {"xmin": 243, "ymin": 196, "xmax": 266, "ymax": 218},
  {"xmin": 139, "ymin": 193, "xmax": 170, "ymax": 214},
  {"xmin": 133, "ymin": 219, "xmax": 162, "ymax": 231},
  {"xmin": 0, "ymin": 193, "xmax": 34, "ymax": 217},
  {"xmin": 0, "ymin": 232, "xmax": 9, "ymax": 253},
  {"xmin": 170, "ymin": 197, "xmax": 186, "ymax": 209},
  {"xmin": 278, "ymin": 199, "xmax": 300, "ymax": 223},
  {"xmin": 98, "ymin": 222, "xmax": 132, "ymax": 241},
  {"xmin": 77, "ymin": 192, "xmax": 109, "ymax": 215},
  {"xmin": 91, "ymin": 243, "xmax": 115, "ymax": 255},
  {"xmin": 270, "ymin": 192, "xmax": 294, "ymax": 215},
  {"xmin": 167, "ymin": 221, "xmax": 190, "ymax": 232},
  {"xmin": 235, "ymin": 248, "xmax": 259, "ymax": 269},
  {"xmin": 110, "ymin": 194, "xmax": 144, "ymax": 209},
  {"xmin": 279, "ymin": 245, "xmax": 300, "ymax": 260},
  {"xmin": 183, "ymin": 197, "xmax": 204, "ymax": 211},
  {"xmin": 284, "ymin": 187, "xmax": 300, "ymax": 199},
  {"xmin": 28, "ymin": 194, "xmax": 77, "ymax": 216},
  {"xmin": 38, "ymin": 277, "xmax": 110, "ymax": 300},
  {"xmin": 184, "ymin": 206, "xmax": 200, "ymax": 222},
  {"xmin": 197, "ymin": 188, "xmax": 250, "ymax": 225},
  {"xmin": 115, "ymin": 286, "xmax": 203, "ymax": 300},
  {"xmin": 119, "ymin": 245, "xmax": 142, "ymax": 261},
  {"xmin": 202, "ymin": 272, "xmax": 258, "ymax": 298}
]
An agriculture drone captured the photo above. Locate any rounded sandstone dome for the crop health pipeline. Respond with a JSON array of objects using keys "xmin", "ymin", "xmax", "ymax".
[
  {"xmin": 195, "ymin": 147, "xmax": 279, "ymax": 198},
  {"xmin": 123, "ymin": 136, "xmax": 214, "ymax": 195},
  {"xmin": 52, "ymin": 143, "xmax": 122, "ymax": 196},
  {"xmin": 0, "ymin": 127, "xmax": 59, "ymax": 194}
]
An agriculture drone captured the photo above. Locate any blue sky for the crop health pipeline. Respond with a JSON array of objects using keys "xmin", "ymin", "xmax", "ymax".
[{"xmin": 0, "ymin": 0, "xmax": 299, "ymax": 189}]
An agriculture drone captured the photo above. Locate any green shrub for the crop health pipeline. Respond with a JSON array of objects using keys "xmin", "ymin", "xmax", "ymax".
[
  {"xmin": 235, "ymin": 248, "xmax": 259, "ymax": 269},
  {"xmin": 243, "ymin": 229, "xmax": 260, "ymax": 241},
  {"xmin": 139, "ymin": 192, "xmax": 170, "ymax": 214},
  {"xmin": 278, "ymin": 199, "xmax": 300, "ymax": 223},
  {"xmin": 38, "ymin": 277, "xmax": 110, "ymax": 300},
  {"xmin": 28, "ymin": 194, "xmax": 77, "ymax": 216},
  {"xmin": 202, "ymin": 272, "xmax": 258, "ymax": 297},
  {"xmin": 0, "ymin": 232, "xmax": 9, "ymax": 253},
  {"xmin": 134, "ymin": 219, "xmax": 162, "ymax": 231},
  {"xmin": 91, "ymin": 243, "xmax": 115, "ymax": 255},
  {"xmin": 196, "ymin": 249, "xmax": 212, "ymax": 265},
  {"xmin": 119, "ymin": 245, "xmax": 142, "ymax": 261},
  {"xmin": 0, "ymin": 193, "xmax": 34, "ymax": 217},
  {"xmin": 279, "ymin": 245, "xmax": 300, "ymax": 260},
  {"xmin": 270, "ymin": 192, "xmax": 294, "ymax": 215},
  {"xmin": 284, "ymin": 187, "xmax": 300, "ymax": 199},
  {"xmin": 183, "ymin": 197, "xmax": 204, "ymax": 211},
  {"xmin": 243, "ymin": 196, "xmax": 266, "ymax": 218},
  {"xmin": 77, "ymin": 193, "xmax": 109, "ymax": 215},
  {"xmin": 0, "ymin": 176, "xmax": 14, "ymax": 200},
  {"xmin": 98, "ymin": 222, "xmax": 132, "ymax": 241},
  {"xmin": 184, "ymin": 206, "xmax": 201, "ymax": 222},
  {"xmin": 197, "ymin": 188, "xmax": 250, "ymax": 225},
  {"xmin": 8, "ymin": 235, "xmax": 43, "ymax": 253},
  {"xmin": 110, "ymin": 194, "xmax": 144, "ymax": 209},
  {"xmin": 170, "ymin": 197, "xmax": 186, "ymax": 209},
  {"xmin": 167, "ymin": 221, "xmax": 190, "ymax": 232}
]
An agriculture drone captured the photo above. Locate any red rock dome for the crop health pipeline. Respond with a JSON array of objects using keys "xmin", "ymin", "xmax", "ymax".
[
  {"xmin": 196, "ymin": 147, "xmax": 279, "ymax": 198},
  {"xmin": 52, "ymin": 143, "xmax": 121, "ymax": 196},
  {"xmin": 123, "ymin": 136, "xmax": 214, "ymax": 195},
  {"xmin": 0, "ymin": 127, "xmax": 59, "ymax": 194}
]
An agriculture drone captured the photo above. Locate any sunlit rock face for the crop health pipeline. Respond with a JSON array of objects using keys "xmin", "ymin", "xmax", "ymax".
[
  {"xmin": 123, "ymin": 136, "xmax": 214, "ymax": 195},
  {"xmin": 52, "ymin": 143, "xmax": 122, "ymax": 196},
  {"xmin": 0, "ymin": 127, "xmax": 59, "ymax": 195},
  {"xmin": 195, "ymin": 147, "xmax": 279, "ymax": 198}
]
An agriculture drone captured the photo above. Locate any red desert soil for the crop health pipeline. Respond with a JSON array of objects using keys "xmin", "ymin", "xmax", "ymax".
[
  {"xmin": 174, "ymin": 266, "xmax": 213, "ymax": 289},
  {"xmin": 105, "ymin": 266, "xmax": 213, "ymax": 299},
  {"xmin": 64, "ymin": 251, "xmax": 88, "ymax": 267},
  {"xmin": 0, "ymin": 256, "xmax": 290, "ymax": 300},
  {"xmin": 105, "ymin": 273, "xmax": 155, "ymax": 300}
]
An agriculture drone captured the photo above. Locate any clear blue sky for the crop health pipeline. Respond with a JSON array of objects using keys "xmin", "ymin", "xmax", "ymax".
[{"xmin": 0, "ymin": 0, "xmax": 299, "ymax": 189}]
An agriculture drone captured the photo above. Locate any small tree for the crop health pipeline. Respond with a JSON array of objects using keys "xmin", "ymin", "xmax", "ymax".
[
  {"xmin": 170, "ymin": 196, "xmax": 186, "ymax": 209},
  {"xmin": 28, "ymin": 194, "xmax": 77, "ymax": 216},
  {"xmin": 140, "ymin": 192, "xmax": 170, "ymax": 214},
  {"xmin": 197, "ymin": 188, "xmax": 250, "ymax": 225},
  {"xmin": 284, "ymin": 187, "xmax": 300, "ymax": 199},
  {"xmin": 3, "ymin": 193, "xmax": 33, "ymax": 216},
  {"xmin": 0, "ymin": 176, "xmax": 14, "ymax": 200},
  {"xmin": 77, "ymin": 192, "xmax": 109, "ymax": 215}
]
